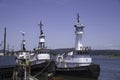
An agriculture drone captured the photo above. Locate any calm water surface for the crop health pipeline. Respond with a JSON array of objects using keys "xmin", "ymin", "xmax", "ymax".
[
  {"xmin": 93, "ymin": 56, "xmax": 120, "ymax": 80},
  {"xmin": 56, "ymin": 56, "xmax": 120, "ymax": 80}
]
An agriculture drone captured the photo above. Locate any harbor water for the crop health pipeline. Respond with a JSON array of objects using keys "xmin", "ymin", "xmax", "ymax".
[
  {"xmin": 94, "ymin": 56, "xmax": 120, "ymax": 80},
  {"xmin": 56, "ymin": 56, "xmax": 120, "ymax": 80}
]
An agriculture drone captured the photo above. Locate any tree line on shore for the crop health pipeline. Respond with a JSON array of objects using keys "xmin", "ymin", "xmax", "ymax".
[{"xmin": 50, "ymin": 48, "xmax": 120, "ymax": 56}]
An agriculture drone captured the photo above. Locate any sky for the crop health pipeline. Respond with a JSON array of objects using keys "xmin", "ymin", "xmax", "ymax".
[{"xmin": 0, "ymin": 0, "xmax": 120, "ymax": 50}]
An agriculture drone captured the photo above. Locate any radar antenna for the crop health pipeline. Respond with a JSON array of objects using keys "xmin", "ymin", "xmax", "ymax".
[
  {"xmin": 77, "ymin": 13, "xmax": 80, "ymax": 23},
  {"xmin": 38, "ymin": 21, "xmax": 44, "ymax": 35}
]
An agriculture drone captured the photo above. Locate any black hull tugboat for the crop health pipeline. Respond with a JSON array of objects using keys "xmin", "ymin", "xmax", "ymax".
[
  {"xmin": 56, "ymin": 63, "xmax": 100, "ymax": 78},
  {"xmin": 55, "ymin": 14, "xmax": 100, "ymax": 78},
  {"xmin": 15, "ymin": 22, "xmax": 55, "ymax": 79},
  {"xmin": 30, "ymin": 21, "xmax": 55, "ymax": 78},
  {"xmin": 30, "ymin": 49, "xmax": 55, "ymax": 77},
  {"xmin": 15, "ymin": 31, "xmax": 32, "ymax": 80}
]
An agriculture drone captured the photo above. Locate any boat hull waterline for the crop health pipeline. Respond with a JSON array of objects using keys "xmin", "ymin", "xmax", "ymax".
[{"xmin": 55, "ymin": 64, "xmax": 100, "ymax": 78}]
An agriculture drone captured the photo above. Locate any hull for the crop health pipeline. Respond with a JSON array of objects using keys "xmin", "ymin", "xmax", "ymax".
[
  {"xmin": 56, "ymin": 64, "xmax": 100, "ymax": 78},
  {"xmin": 30, "ymin": 60, "xmax": 55, "ymax": 76},
  {"xmin": 0, "ymin": 67, "xmax": 14, "ymax": 80}
]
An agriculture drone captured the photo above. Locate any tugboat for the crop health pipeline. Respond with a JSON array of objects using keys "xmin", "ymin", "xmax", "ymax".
[
  {"xmin": 15, "ymin": 31, "xmax": 31, "ymax": 80},
  {"xmin": 30, "ymin": 21, "xmax": 55, "ymax": 77},
  {"xmin": 15, "ymin": 31, "xmax": 30, "ymax": 60},
  {"xmin": 55, "ymin": 14, "xmax": 100, "ymax": 78}
]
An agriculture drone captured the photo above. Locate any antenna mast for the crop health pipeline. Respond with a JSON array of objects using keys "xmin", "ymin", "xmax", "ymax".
[
  {"xmin": 38, "ymin": 20, "xmax": 45, "ymax": 49},
  {"xmin": 77, "ymin": 13, "xmax": 80, "ymax": 23},
  {"xmin": 4, "ymin": 27, "xmax": 6, "ymax": 55},
  {"xmin": 20, "ymin": 31, "xmax": 26, "ymax": 51}
]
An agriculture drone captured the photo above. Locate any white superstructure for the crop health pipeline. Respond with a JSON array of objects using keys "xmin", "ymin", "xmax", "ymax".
[
  {"xmin": 38, "ymin": 21, "xmax": 46, "ymax": 49},
  {"xmin": 74, "ymin": 13, "xmax": 92, "ymax": 65},
  {"xmin": 74, "ymin": 14, "xmax": 84, "ymax": 51},
  {"xmin": 37, "ymin": 54, "xmax": 50, "ymax": 60},
  {"xmin": 16, "ymin": 32, "xmax": 30, "ymax": 60},
  {"xmin": 30, "ymin": 21, "xmax": 50, "ymax": 62},
  {"xmin": 37, "ymin": 21, "xmax": 50, "ymax": 60}
]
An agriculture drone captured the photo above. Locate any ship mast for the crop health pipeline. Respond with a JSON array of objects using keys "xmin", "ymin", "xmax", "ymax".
[
  {"xmin": 74, "ymin": 13, "xmax": 84, "ymax": 51},
  {"xmin": 21, "ymin": 31, "xmax": 26, "ymax": 51},
  {"xmin": 4, "ymin": 27, "xmax": 6, "ymax": 55},
  {"xmin": 38, "ymin": 21, "xmax": 46, "ymax": 49}
]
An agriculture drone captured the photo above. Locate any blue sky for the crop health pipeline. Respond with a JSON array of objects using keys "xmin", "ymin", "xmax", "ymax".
[{"xmin": 0, "ymin": 0, "xmax": 120, "ymax": 50}]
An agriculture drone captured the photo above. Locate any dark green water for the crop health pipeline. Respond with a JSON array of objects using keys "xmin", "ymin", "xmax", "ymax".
[{"xmin": 55, "ymin": 56, "xmax": 120, "ymax": 80}]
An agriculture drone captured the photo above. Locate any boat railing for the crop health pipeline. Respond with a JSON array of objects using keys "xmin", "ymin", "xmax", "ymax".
[
  {"xmin": 56, "ymin": 53, "xmax": 66, "ymax": 62},
  {"xmin": 76, "ymin": 46, "xmax": 91, "ymax": 54}
]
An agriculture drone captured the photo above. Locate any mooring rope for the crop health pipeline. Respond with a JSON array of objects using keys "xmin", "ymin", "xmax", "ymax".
[{"xmin": 34, "ymin": 60, "xmax": 52, "ymax": 77}]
